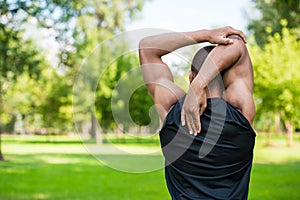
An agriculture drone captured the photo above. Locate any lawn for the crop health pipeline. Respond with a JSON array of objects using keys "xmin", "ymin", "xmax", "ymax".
[{"xmin": 0, "ymin": 133, "xmax": 300, "ymax": 200}]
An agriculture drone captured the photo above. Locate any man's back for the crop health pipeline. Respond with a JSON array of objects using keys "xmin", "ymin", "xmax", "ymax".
[
  {"xmin": 160, "ymin": 96, "xmax": 256, "ymax": 199},
  {"xmin": 162, "ymin": 40, "xmax": 256, "ymax": 197},
  {"xmin": 159, "ymin": 38, "xmax": 257, "ymax": 198}
]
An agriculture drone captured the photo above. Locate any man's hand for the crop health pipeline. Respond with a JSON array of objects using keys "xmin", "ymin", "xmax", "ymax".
[
  {"xmin": 181, "ymin": 84, "xmax": 207, "ymax": 135},
  {"xmin": 206, "ymin": 26, "xmax": 247, "ymax": 45}
]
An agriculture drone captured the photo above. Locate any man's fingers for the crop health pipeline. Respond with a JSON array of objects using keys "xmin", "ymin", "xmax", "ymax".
[
  {"xmin": 186, "ymin": 111, "xmax": 201, "ymax": 135},
  {"xmin": 194, "ymin": 114, "xmax": 201, "ymax": 135},
  {"xmin": 198, "ymin": 120, "xmax": 202, "ymax": 134},
  {"xmin": 223, "ymin": 37, "xmax": 234, "ymax": 44},
  {"xmin": 228, "ymin": 26, "xmax": 247, "ymax": 43},
  {"xmin": 181, "ymin": 110, "xmax": 186, "ymax": 126},
  {"xmin": 187, "ymin": 115, "xmax": 197, "ymax": 134},
  {"xmin": 199, "ymin": 103, "xmax": 207, "ymax": 116},
  {"xmin": 182, "ymin": 107, "xmax": 205, "ymax": 135},
  {"xmin": 181, "ymin": 102, "xmax": 197, "ymax": 134},
  {"xmin": 236, "ymin": 30, "xmax": 247, "ymax": 43}
]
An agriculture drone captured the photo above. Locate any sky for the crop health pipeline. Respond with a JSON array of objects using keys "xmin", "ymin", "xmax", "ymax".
[
  {"xmin": 24, "ymin": 0, "xmax": 256, "ymax": 69},
  {"xmin": 126, "ymin": 0, "xmax": 254, "ymax": 32},
  {"xmin": 124, "ymin": 0, "xmax": 256, "ymax": 77}
]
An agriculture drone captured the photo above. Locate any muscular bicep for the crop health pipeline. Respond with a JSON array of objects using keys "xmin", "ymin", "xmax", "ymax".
[
  {"xmin": 193, "ymin": 38, "xmax": 245, "ymax": 88},
  {"xmin": 208, "ymin": 38, "xmax": 244, "ymax": 72}
]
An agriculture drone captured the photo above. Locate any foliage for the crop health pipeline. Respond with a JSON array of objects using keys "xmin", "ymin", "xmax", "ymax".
[
  {"xmin": 0, "ymin": 24, "xmax": 46, "ymax": 135},
  {"xmin": 250, "ymin": 26, "xmax": 300, "ymax": 130},
  {"xmin": 248, "ymin": 0, "xmax": 300, "ymax": 46},
  {"xmin": 94, "ymin": 53, "xmax": 158, "ymax": 132},
  {"xmin": 1, "ymin": 0, "xmax": 145, "ymax": 64},
  {"xmin": 38, "ymin": 69, "xmax": 74, "ymax": 133},
  {"xmin": 3, "ymin": 66, "xmax": 73, "ymax": 134},
  {"xmin": 0, "ymin": 0, "xmax": 147, "ymax": 137}
]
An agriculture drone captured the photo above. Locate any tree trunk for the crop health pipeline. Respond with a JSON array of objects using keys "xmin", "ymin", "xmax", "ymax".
[
  {"xmin": 265, "ymin": 114, "xmax": 272, "ymax": 147},
  {"xmin": 274, "ymin": 113, "xmax": 282, "ymax": 135},
  {"xmin": 90, "ymin": 112, "xmax": 96, "ymax": 138},
  {"xmin": 266, "ymin": 131, "xmax": 272, "ymax": 147},
  {"xmin": 284, "ymin": 120, "xmax": 294, "ymax": 147},
  {"xmin": 95, "ymin": 127, "xmax": 102, "ymax": 145}
]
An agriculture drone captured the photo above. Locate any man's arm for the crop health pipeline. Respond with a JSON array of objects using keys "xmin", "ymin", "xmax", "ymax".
[
  {"xmin": 139, "ymin": 27, "xmax": 247, "ymax": 122},
  {"xmin": 181, "ymin": 36, "xmax": 246, "ymax": 135}
]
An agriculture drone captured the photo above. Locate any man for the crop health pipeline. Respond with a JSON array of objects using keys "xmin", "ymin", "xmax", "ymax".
[{"xmin": 139, "ymin": 26, "xmax": 256, "ymax": 199}]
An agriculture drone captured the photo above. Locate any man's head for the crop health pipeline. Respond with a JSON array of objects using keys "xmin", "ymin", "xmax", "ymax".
[
  {"xmin": 189, "ymin": 45, "xmax": 215, "ymax": 82},
  {"xmin": 189, "ymin": 45, "xmax": 224, "ymax": 96}
]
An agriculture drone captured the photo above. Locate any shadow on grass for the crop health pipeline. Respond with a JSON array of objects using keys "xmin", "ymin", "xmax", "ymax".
[
  {"xmin": 2, "ymin": 135, "xmax": 83, "ymax": 145},
  {"xmin": 3, "ymin": 134, "xmax": 161, "ymax": 145},
  {"xmin": 102, "ymin": 137, "xmax": 160, "ymax": 145},
  {"xmin": 22, "ymin": 140, "xmax": 84, "ymax": 144}
]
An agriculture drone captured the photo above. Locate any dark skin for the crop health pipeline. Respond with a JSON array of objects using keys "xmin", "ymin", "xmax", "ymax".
[
  {"xmin": 139, "ymin": 26, "xmax": 254, "ymax": 134},
  {"xmin": 182, "ymin": 34, "xmax": 255, "ymax": 134}
]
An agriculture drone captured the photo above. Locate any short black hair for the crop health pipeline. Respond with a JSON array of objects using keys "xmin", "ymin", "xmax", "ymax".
[{"xmin": 191, "ymin": 45, "xmax": 216, "ymax": 74}]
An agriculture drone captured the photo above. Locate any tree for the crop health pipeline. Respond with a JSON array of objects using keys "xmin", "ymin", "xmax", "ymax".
[
  {"xmin": 37, "ymin": 68, "xmax": 74, "ymax": 134},
  {"xmin": 1, "ymin": 0, "xmax": 147, "ymax": 137},
  {"xmin": 1, "ymin": 0, "xmax": 149, "ymax": 148},
  {"xmin": 0, "ymin": 23, "xmax": 44, "ymax": 160},
  {"xmin": 109, "ymin": 53, "xmax": 159, "ymax": 134},
  {"xmin": 71, "ymin": 0, "xmax": 147, "ymax": 139},
  {"xmin": 250, "ymin": 25, "xmax": 300, "ymax": 146},
  {"xmin": 248, "ymin": 0, "xmax": 300, "ymax": 46}
]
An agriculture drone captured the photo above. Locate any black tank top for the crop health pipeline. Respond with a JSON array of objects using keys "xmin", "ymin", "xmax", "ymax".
[{"xmin": 160, "ymin": 97, "xmax": 256, "ymax": 200}]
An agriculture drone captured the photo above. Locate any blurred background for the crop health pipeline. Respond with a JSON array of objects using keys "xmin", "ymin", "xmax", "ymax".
[{"xmin": 0, "ymin": 0, "xmax": 299, "ymax": 199}]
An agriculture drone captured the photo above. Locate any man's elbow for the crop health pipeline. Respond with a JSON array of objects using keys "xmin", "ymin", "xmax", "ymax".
[
  {"xmin": 139, "ymin": 37, "xmax": 152, "ymax": 51},
  {"xmin": 139, "ymin": 37, "xmax": 162, "ymax": 64},
  {"xmin": 138, "ymin": 38, "xmax": 149, "ymax": 64}
]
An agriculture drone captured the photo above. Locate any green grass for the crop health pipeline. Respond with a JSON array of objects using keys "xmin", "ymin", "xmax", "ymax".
[
  {"xmin": 0, "ymin": 133, "xmax": 300, "ymax": 199},
  {"xmin": 0, "ymin": 134, "xmax": 168, "ymax": 200},
  {"xmin": 249, "ymin": 133, "xmax": 300, "ymax": 200}
]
